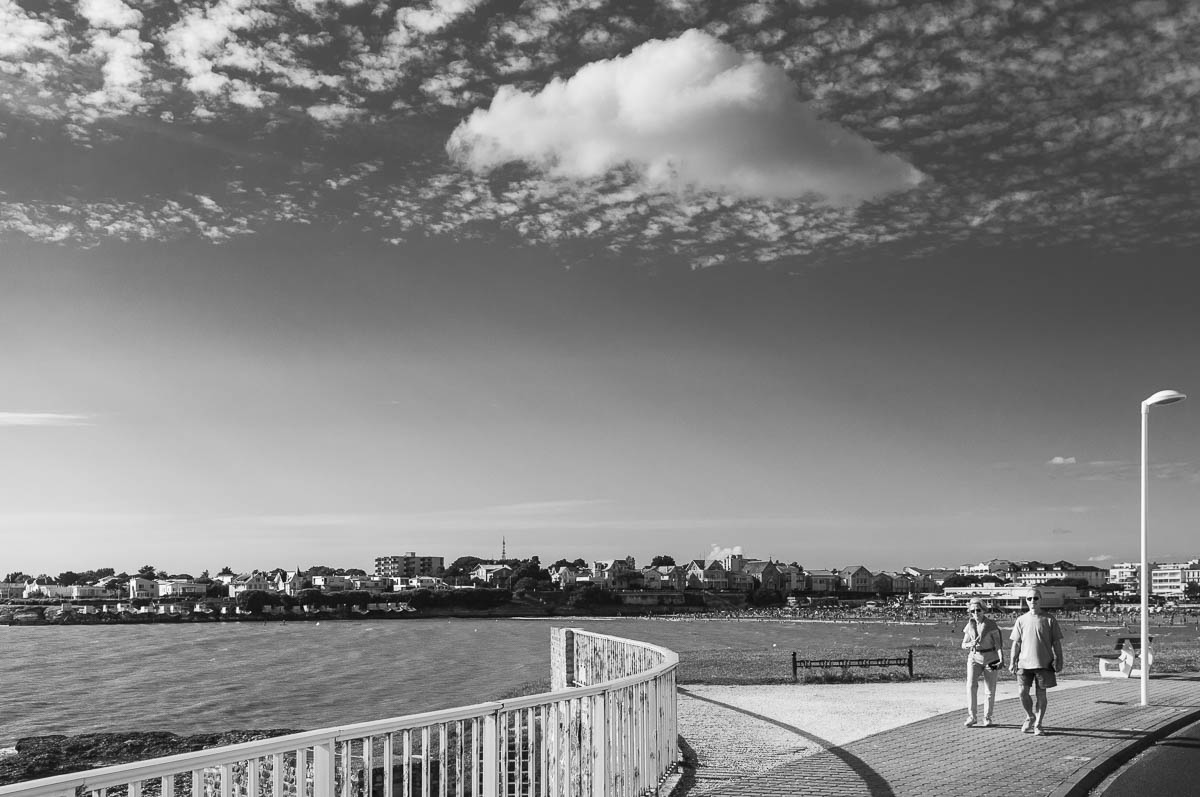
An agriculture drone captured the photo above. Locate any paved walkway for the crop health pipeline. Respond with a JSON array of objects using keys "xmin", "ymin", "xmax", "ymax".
[{"xmin": 676, "ymin": 674, "xmax": 1200, "ymax": 797}]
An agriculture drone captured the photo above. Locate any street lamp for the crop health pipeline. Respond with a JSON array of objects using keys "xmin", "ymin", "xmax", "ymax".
[{"xmin": 1140, "ymin": 389, "xmax": 1186, "ymax": 706}]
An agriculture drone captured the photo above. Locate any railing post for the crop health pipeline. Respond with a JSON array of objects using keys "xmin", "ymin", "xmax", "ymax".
[
  {"xmin": 482, "ymin": 711, "xmax": 499, "ymax": 797},
  {"xmin": 313, "ymin": 741, "xmax": 335, "ymax": 797},
  {"xmin": 591, "ymin": 692, "xmax": 607, "ymax": 797}
]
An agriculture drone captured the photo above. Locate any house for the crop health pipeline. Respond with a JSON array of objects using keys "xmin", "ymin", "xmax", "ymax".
[
  {"xmin": 311, "ymin": 574, "xmax": 353, "ymax": 591},
  {"xmin": 23, "ymin": 577, "xmax": 72, "ymax": 599},
  {"xmin": 742, "ymin": 561, "xmax": 783, "ymax": 593},
  {"xmin": 904, "ymin": 567, "xmax": 957, "ymax": 591},
  {"xmin": 805, "ymin": 570, "xmax": 841, "ymax": 593},
  {"xmin": 656, "ymin": 566, "xmax": 687, "ymax": 591},
  {"xmin": 685, "ymin": 560, "xmax": 728, "ymax": 590},
  {"xmin": 776, "ymin": 564, "xmax": 805, "ymax": 594},
  {"xmin": 157, "ymin": 579, "xmax": 208, "ymax": 599},
  {"xmin": 0, "ymin": 582, "xmax": 24, "ymax": 599},
  {"xmin": 1008, "ymin": 560, "xmax": 1108, "ymax": 589},
  {"xmin": 404, "ymin": 576, "xmax": 451, "ymax": 591},
  {"xmin": 227, "ymin": 571, "xmax": 273, "ymax": 597},
  {"xmin": 350, "ymin": 576, "xmax": 391, "ymax": 593},
  {"xmin": 127, "ymin": 577, "xmax": 159, "ymax": 600},
  {"xmin": 638, "ymin": 567, "xmax": 666, "ymax": 590},
  {"xmin": 548, "ymin": 566, "xmax": 578, "ymax": 589},
  {"xmin": 593, "ymin": 558, "xmax": 638, "ymax": 589},
  {"xmin": 839, "ymin": 566, "xmax": 874, "ymax": 593},
  {"xmin": 71, "ymin": 583, "xmax": 116, "ymax": 599},
  {"xmin": 470, "ymin": 564, "xmax": 513, "ymax": 585},
  {"xmin": 272, "ymin": 569, "xmax": 308, "ymax": 596}
]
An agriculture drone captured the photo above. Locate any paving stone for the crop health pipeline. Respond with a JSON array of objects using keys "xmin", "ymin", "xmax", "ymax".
[{"xmin": 676, "ymin": 675, "xmax": 1200, "ymax": 797}]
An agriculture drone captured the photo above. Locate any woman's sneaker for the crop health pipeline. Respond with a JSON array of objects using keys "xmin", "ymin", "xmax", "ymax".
[{"xmin": 1021, "ymin": 718, "xmax": 1035, "ymax": 733}]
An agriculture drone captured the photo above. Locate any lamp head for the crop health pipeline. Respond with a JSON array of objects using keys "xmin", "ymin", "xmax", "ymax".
[{"xmin": 1143, "ymin": 389, "xmax": 1187, "ymax": 408}]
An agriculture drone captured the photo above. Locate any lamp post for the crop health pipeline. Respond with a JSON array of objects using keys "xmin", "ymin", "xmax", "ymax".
[{"xmin": 1140, "ymin": 389, "xmax": 1186, "ymax": 706}]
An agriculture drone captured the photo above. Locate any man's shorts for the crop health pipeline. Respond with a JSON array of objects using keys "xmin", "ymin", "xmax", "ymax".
[{"xmin": 1018, "ymin": 667, "xmax": 1057, "ymax": 689}]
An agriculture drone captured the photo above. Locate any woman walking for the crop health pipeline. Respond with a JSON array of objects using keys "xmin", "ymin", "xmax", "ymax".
[{"xmin": 962, "ymin": 598, "xmax": 1003, "ymax": 727}]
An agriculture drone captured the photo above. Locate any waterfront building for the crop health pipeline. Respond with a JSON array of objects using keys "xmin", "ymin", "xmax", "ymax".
[
  {"xmin": 22, "ymin": 578, "xmax": 74, "ymax": 599},
  {"xmin": 929, "ymin": 585, "xmax": 1076, "ymax": 611},
  {"xmin": 128, "ymin": 577, "xmax": 158, "ymax": 600},
  {"xmin": 685, "ymin": 559, "xmax": 728, "ymax": 590},
  {"xmin": 374, "ymin": 552, "xmax": 445, "ymax": 579},
  {"xmin": 548, "ymin": 565, "xmax": 577, "ymax": 589},
  {"xmin": 1009, "ymin": 561, "xmax": 1108, "ymax": 588},
  {"xmin": 776, "ymin": 563, "xmax": 806, "ymax": 593},
  {"xmin": 227, "ymin": 571, "xmax": 273, "ymax": 597},
  {"xmin": 157, "ymin": 579, "xmax": 207, "ymax": 599},
  {"xmin": 272, "ymin": 569, "xmax": 307, "ymax": 596},
  {"xmin": 656, "ymin": 565, "xmax": 688, "ymax": 591},
  {"xmin": 805, "ymin": 569, "xmax": 840, "ymax": 593},
  {"xmin": 470, "ymin": 563, "xmax": 513, "ymax": 584},
  {"xmin": 311, "ymin": 573, "xmax": 352, "ymax": 591},
  {"xmin": 838, "ymin": 565, "xmax": 874, "ymax": 593},
  {"xmin": 1107, "ymin": 561, "xmax": 1139, "ymax": 592},
  {"xmin": 742, "ymin": 560, "xmax": 783, "ymax": 593},
  {"xmin": 1150, "ymin": 559, "xmax": 1200, "ymax": 598},
  {"xmin": 71, "ymin": 583, "xmax": 117, "ymax": 599},
  {"xmin": 957, "ymin": 559, "xmax": 1016, "ymax": 579},
  {"xmin": 903, "ymin": 566, "xmax": 957, "ymax": 590}
]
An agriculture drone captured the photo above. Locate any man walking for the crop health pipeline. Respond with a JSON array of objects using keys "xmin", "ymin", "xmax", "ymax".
[{"xmin": 1009, "ymin": 587, "xmax": 1064, "ymax": 736}]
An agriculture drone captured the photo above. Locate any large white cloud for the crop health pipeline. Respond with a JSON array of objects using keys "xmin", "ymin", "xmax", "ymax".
[{"xmin": 447, "ymin": 29, "xmax": 923, "ymax": 204}]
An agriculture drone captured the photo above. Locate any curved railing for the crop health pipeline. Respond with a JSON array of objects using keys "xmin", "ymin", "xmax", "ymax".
[{"xmin": 0, "ymin": 628, "xmax": 678, "ymax": 797}]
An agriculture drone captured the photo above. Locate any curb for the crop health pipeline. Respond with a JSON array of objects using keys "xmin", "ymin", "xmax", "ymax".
[{"xmin": 1048, "ymin": 706, "xmax": 1200, "ymax": 797}]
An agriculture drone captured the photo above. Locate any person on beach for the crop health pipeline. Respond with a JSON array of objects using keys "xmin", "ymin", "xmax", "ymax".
[
  {"xmin": 961, "ymin": 598, "xmax": 1003, "ymax": 727},
  {"xmin": 1009, "ymin": 587, "xmax": 1064, "ymax": 736}
]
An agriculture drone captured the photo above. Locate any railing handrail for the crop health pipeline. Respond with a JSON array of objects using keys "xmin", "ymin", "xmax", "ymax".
[{"xmin": 0, "ymin": 628, "xmax": 679, "ymax": 797}]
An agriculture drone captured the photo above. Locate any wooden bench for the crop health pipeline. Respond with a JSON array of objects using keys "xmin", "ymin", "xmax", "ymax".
[
  {"xmin": 792, "ymin": 649, "xmax": 913, "ymax": 680},
  {"xmin": 1096, "ymin": 636, "xmax": 1153, "ymax": 679}
]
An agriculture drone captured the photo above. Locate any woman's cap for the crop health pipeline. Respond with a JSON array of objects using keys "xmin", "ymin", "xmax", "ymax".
[{"xmin": 967, "ymin": 598, "xmax": 983, "ymax": 609}]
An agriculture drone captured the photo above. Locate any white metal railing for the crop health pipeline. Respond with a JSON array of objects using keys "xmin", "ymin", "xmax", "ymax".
[{"xmin": 0, "ymin": 628, "xmax": 678, "ymax": 797}]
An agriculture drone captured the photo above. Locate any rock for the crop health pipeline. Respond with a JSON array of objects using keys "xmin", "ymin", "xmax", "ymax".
[{"xmin": 0, "ymin": 730, "xmax": 302, "ymax": 786}]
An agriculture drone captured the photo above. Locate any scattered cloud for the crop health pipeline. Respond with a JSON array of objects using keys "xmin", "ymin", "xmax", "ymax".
[
  {"xmin": 1050, "ymin": 527, "xmax": 1073, "ymax": 536},
  {"xmin": 0, "ymin": 412, "xmax": 91, "ymax": 427},
  {"xmin": 1088, "ymin": 554, "xmax": 1115, "ymax": 562},
  {"xmin": 1047, "ymin": 456, "xmax": 1077, "ymax": 466},
  {"xmin": 447, "ymin": 30, "xmax": 923, "ymax": 205},
  {"xmin": 1, "ymin": 2, "xmax": 1198, "ymax": 265}
]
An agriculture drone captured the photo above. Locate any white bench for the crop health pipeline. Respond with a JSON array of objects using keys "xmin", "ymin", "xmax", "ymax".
[{"xmin": 1097, "ymin": 636, "xmax": 1153, "ymax": 678}]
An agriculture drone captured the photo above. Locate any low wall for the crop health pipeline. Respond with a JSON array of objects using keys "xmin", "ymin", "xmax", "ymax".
[{"xmin": 0, "ymin": 628, "xmax": 678, "ymax": 797}]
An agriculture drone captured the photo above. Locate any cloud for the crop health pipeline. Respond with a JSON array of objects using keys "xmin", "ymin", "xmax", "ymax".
[
  {"xmin": 447, "ymin": 29, "xmax": 923, "ymax": 205},
  {"xmin": 0, "ymin": 412, "xmax": 91, "ymax": 427},
  {"xmin": 78, "ymin": 0, "xmax": 142, "ymax": 30},
  {"xmin": 1088, "ymin": 554, "xmax": 1115, "ymax": 562},
  {"xmin": 1046, "ymin": 456, "xmax": 1077, "ymax": 465},
  {"xmin": 1050, "ymin": 527, "xmax": 1073, "ymax": 536}
]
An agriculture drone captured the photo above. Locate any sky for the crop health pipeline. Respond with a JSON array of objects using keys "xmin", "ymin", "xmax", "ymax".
[{"xmin": 2, "ymin": 0, "xmax": 1198, "ymax": 578}]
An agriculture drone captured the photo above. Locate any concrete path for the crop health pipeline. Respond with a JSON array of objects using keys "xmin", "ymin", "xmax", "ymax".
[{"xmin": 675, "ymin": 674, "xmax": 1200, "ymax": 797}]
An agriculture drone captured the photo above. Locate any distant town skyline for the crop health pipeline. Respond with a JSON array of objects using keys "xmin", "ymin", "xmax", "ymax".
[
  {"xmin": 7, "ymin": 544, "xmax": 1200, "ymax": 583},
  {"xmin": 3, "ymin": 3, "xmax": 1198, "ymax": 577}
]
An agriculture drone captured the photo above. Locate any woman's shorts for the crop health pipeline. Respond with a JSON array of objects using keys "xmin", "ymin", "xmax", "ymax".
[{"xmin": 1018, "ymin": 667, "xmax": 1057, "ymax": 689}]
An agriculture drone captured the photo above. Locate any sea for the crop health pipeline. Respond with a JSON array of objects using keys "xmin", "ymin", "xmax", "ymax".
[{"xmin": 1, "ymin": 616, "xmax": 878, "ymax": 746}]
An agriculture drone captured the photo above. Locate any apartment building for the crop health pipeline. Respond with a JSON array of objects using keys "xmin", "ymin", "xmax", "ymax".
[{"xmin": 375, "ymin": 552, "xmax": 445, "ymax": 579}]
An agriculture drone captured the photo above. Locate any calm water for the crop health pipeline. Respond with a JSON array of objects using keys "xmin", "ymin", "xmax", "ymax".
[{"xmin": 0, "ymin": 616, "xmax": 953, "ymax": 746}]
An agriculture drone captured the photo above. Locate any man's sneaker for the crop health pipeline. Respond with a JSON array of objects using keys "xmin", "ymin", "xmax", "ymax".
[
  {"xmin": 1021, "ymin": 718, "xmax": 1035, "ymax": 733},
  {"xmin": 964, "ymin": 718, "xmax": 977, "ymax": 727},
  {"xmin": 1033, "ymin": 726, "xmax": 1047, "ymax": 736},
  {"xmin": 980, "ymin": 718, "xmax": 992, "ymax": 727}
]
